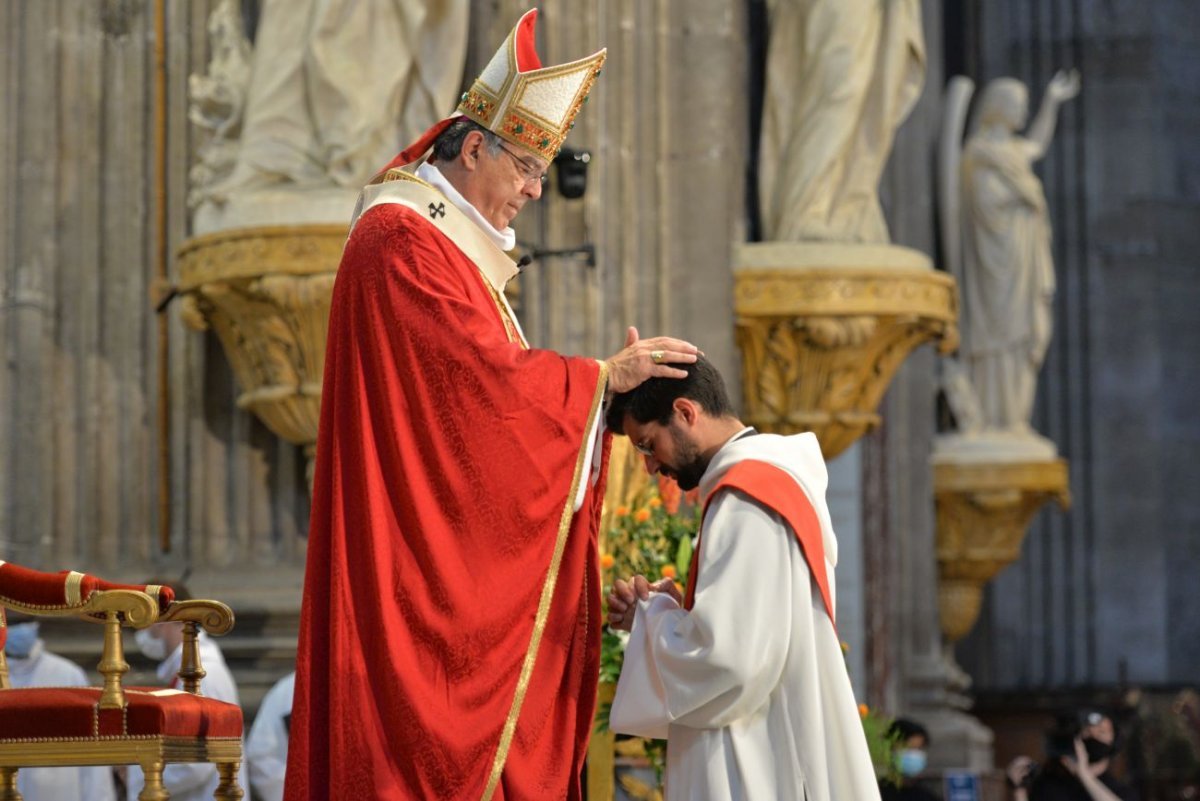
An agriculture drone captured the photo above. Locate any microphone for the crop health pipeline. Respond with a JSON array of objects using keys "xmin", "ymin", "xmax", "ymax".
[{"xmin": 516, "ymin": 254, "xmax": 534, "ymax": 270}]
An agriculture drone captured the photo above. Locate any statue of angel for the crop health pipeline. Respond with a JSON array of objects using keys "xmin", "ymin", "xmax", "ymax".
[{"xmin": 938, "ymin": 69, "xmax": 1080, "ymax": 439}]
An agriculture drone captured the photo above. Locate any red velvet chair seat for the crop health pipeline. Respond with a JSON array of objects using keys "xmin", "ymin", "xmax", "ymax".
[{"xmin": 0, "ymin": 686, "xmax": 242, "ymax": 741}]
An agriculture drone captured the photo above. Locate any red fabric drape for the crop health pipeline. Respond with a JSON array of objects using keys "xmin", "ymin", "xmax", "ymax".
[{"xmin": 285, "ymin": 203, "xmax": 610, "ymax": 801}]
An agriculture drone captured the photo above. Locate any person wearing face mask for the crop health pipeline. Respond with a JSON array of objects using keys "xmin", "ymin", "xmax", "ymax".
[
  {"xmin": 2, "ymin": 611, "xmax": 117, "ymax": 801},
  {"xmin": 881, "ymin": 718, "xmax": 939, "ymax": 801},
  {"xmin": 122, "ymin": 581, "xmax": 243, "ymax": 801},
  {"xmin": 1006, "ymin": 709, "xmax": 1138, "ymax": 801}
]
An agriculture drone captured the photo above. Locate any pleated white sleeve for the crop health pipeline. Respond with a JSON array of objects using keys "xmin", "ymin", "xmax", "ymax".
[{"xmin": 610, "ymin": 492, "xmax": 793, "ymax": 737}]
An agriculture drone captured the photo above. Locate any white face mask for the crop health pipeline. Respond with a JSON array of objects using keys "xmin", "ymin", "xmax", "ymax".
[{"xmin": 135, "ymin": 628, "xmax": 169, "ymax": 662}]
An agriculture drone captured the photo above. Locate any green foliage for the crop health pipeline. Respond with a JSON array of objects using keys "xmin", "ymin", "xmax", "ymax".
[{"xmin": 862, "ymin": 705, "xmax": 903, "ymax": 786}]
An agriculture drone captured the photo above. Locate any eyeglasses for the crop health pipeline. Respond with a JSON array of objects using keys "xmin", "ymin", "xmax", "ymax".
[{"xmin": 497, "ymin": 144, "xmax": 549, "ymax": 187}]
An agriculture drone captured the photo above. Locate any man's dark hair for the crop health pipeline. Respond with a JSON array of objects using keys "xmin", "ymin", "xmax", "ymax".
[
  {"xmin": 888, "ymin": 717, "xmax": 931, "ymax": 745},
  {"xmin": 605, "ymin": 356, "xmax": 735, "ymax": 433},
  {"xmin": 429, "ymin": 117, "xmax": 503, "ymax": 163}
]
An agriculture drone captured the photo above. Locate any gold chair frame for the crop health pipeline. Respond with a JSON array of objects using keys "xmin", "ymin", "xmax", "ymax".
[{"xmin": 0, "ymin": 590, "xmax": 243, "ymax": 801}]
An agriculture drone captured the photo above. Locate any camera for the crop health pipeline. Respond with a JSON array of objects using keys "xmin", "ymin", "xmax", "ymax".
[
  {"xmin": 1044, "ymin": 709, "xmax": 1115, "ymax": 760},
  {"xmin": 554, "ymin": 146, "xmax": 591, "ymax": 199}
]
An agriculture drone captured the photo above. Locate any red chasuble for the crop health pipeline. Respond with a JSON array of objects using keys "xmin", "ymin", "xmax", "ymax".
[{"xmin": 285, "ymin": 192, "xmax": 611, "ymax": 800}]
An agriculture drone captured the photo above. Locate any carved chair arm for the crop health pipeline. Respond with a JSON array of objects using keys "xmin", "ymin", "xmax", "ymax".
[
  {"xmin": 158, "ymin": 600, "xmax": 236, "ymax": 695},
  {"xmin": 0, "ymin": 589, "xmax": 160, "ymax": 700}
]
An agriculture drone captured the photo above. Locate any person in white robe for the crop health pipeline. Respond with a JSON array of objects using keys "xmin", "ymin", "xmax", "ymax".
[
  {"xmin": 246, "ymin": 670, "xmax": 297, "ymax": 801},
  {"xmin": 605, "ymin": 356, "xmax": 880, "ymax": 801}
]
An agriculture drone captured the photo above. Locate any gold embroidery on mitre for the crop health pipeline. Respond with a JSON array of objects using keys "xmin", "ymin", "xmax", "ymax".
[{"xmin": 457, "ymin": 10, "xmax": 606, "ymax": 162}]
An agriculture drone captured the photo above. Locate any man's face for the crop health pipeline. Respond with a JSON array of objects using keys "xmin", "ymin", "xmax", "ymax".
[
  {"xmin": 461, "ymin": 133, "xmax": 546, "ymax": 229},
  {"xmin": 623, "ymin": 414, "xmax": 709, "ymax": 491}
]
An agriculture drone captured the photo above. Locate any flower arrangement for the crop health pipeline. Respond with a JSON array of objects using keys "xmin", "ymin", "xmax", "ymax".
[
  {"xmin": 860, "ymin": 701, "xmax": 902, "ymax": 785},
  {"xmin": 596, "ymin": 480, "xmax": 700, "ymax": 787},
  {"xmin": 841, "ymin": 641, "xmax": 901, "ymax": 784},
  {"xmin": 598, "ymin": 483, "xmax": 699, "ymax": 688}
]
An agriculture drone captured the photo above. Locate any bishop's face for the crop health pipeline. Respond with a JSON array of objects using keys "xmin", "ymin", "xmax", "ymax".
[
  {"xmin": 462, "ymin": 134, "xmax": 547, "ymax": 229},
  {"xmin": 622, "ymin": 414, "xmax": 709, "ymax": 491}
]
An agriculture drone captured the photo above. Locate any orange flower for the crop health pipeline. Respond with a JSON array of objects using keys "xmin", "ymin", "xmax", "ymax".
[
  {"xmin": 648, "ymin": 497, "xmax": 663, "ymax": 509},
  {"xmin": 674, "ymin": 581, "xmax": 684, "ymax": 597},
  {"xmin": 615, "ymin": 505, "xmax": 630, "ymax": 517},
  {"xmin": 634, "ymin": 508, "xmax": 652, "ymax": 523},
  {"xmin": 858, "ymin": 704, "xmax": 869, "ymax": 719},
  {"xmin": 661, "ymin": 564, "xmax": 677, "ymax": 579},
  {"xmin": 600, "ymin": 553, "xmax": 615, "ymax": 570},
  {"xmin": 656, "ymin": 475, "xmax": 683, "ymax": 514}
]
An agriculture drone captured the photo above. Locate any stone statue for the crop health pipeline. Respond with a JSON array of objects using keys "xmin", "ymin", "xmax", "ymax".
[
  {"xmin": 938, "ymin": 70, "xmax": 1080, "ymax": 447},
  {"xmin": 189, "ymin": 0, "xmax": 469, "ymax": 230},
  {"xmin": 758, "ymin": 0, "xmax": 926, "ymax": 243},
  {"xmin": 187, "ymin": 0, "xmax": 253, "ymax": 209}
]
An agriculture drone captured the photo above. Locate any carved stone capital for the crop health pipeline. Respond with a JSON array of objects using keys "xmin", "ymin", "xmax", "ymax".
[
  {"xmin": 177, "ymin": 225, "xmax": 347, "ymax": 449},
  {"xmin": 734, "ymin": 243, "xmax": 959, "ymax": 458},
  {"xmin": 933, "ymin": 457, "xmax": 1071, "ymax": 642}
]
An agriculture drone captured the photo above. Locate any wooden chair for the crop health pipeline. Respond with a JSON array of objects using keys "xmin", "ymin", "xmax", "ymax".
[{"xmin": 0, "ymin": 560, "xmax": 244, "ymax": 800}]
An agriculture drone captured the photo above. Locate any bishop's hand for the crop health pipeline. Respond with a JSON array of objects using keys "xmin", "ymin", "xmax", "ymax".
[{"xmin": 604, "ymin": 327, "xmax": 699, "ymax": 395}]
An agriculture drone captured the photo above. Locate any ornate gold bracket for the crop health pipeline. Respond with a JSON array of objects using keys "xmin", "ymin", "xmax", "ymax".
[
  {"xmin": 934, "ymin": 457, "xmax": 1071, "ymax": 642},
  {"xmin": 734, "ymin": 243, "xmax": 959, "ymax": 458},
  {"xmin": 178, "ymin": 225, "xmax": 348, "ymax": 480}
]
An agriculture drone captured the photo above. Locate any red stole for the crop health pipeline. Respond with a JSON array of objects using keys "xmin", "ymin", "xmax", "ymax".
[
  {"xmin": 285, "ymin": 202, "xmax": 610, "ymax": 801},
  {"xmin": 684, "ymin": 460, "xmax": 835, "ymax": 627}
]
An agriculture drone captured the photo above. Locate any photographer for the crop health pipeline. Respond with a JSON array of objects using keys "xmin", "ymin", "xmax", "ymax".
[{"xmin": 1007, "ymin": 710, "xmax": 1138, "ymax": 801}]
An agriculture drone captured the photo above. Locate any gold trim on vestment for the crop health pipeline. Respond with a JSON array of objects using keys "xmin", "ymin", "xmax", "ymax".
[
  {"xmin": 483, "ymin": 283, "xmax": 522, "ymax": 346},
  {"xmin": 480, "ymin": 360, "xmax": 609, "ymax": 800}
]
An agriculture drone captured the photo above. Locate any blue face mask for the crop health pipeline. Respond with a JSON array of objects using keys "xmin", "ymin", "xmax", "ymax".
[
  {"xmin": 897, "ymin": 748, "xmax": 927, "ymax": 777},
  {"xmin": 4, "ymin": 622, "xmax": 40, "ymax": 659}
]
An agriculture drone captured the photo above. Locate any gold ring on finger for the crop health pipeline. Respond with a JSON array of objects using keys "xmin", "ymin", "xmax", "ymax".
[{"xmin": 651, "ymin": 350, "xmax": 665, "ymax": 364}]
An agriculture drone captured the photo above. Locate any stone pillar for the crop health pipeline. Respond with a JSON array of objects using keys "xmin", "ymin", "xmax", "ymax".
[{"xmin": 870, "ymin": 0, "xmax": 996, "ymax": 771}]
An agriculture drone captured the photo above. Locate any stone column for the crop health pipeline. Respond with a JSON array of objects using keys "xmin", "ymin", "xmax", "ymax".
[{"xmin": 872, "ymin": 0, "xmax": 995, "ymax": 771}]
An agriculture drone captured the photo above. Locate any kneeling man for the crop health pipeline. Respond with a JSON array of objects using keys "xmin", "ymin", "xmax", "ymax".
[{"xmin": 606, "ymin": 357, "xmax": 880, "ymax": 801}]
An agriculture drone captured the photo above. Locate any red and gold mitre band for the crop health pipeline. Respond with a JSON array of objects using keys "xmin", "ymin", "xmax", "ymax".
[
  {"xmin": 380, "ymin": 8, "xmax": 605, "ymax": 175},
  {"xmin": 456, "ymin": 9, "xmax": 605, "ymax": 161}
]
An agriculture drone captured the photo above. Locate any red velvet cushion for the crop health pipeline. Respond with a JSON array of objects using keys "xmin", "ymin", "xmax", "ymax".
[
  {"xmin": 0, "ymin": 687, "xmax": 242, "ymax": 740},
  {"xmin": 0, "ymin": 562, "xmax": 174, "ymax": 612}
]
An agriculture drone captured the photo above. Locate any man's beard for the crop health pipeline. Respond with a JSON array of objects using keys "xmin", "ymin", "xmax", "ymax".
[{"xmin": 662, "ymin": 427, "xmax": 709, "ymax": 491}]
